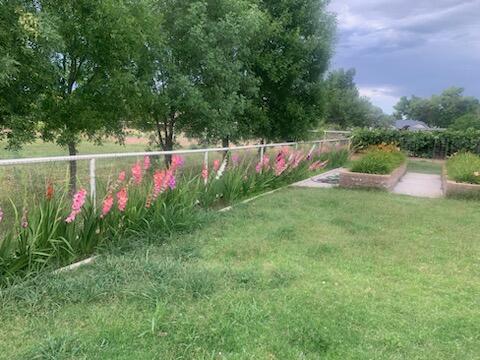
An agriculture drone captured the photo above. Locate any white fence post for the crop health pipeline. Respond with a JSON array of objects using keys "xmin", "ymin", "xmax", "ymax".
[
  {"xmin": 259, "ymin": 146, "xmax": 265, "ymax": 173},
  {"xmin": 203, "ymin": 151, "xmax": 209, "ymax": 184},
  {"xmin": 89, "ymin": 158, "xmax": 96, "ymax": 209}
]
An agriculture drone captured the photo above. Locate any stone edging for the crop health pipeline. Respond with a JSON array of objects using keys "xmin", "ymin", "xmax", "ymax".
[
  {"xmin": 442, "ymin": 166, "xmax": 480, "ymax": 197},
  {"xmin": 339, "ymin": 162, "xmax": 407, "ymax": 191}
]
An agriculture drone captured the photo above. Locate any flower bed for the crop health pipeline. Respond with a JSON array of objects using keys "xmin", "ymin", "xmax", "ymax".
[
  {"xmin": 340, "ymin": 146, "xmax": 406, "ymax": 190},
  {"xmin": 0, "ymin": 147, "xmax": 348, "ymax": 285},
  {"xmin": 443, "ymin": 153, "xmax": 480, "ymax": 198}
]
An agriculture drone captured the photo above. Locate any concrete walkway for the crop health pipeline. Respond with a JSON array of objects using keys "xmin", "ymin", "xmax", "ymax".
[
  {"xmin": 392, "ymin": 172, "xmax": 443, "ymax": 198},
  {"xmin": 292, "ymin": 168, "xmax": 343, "ymax": 188}
]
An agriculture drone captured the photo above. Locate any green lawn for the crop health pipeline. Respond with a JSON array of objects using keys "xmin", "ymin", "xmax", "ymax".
[
  {"xmin": 407, "ymin": 158, "xmax": 443, "ymax": 174},
  {"xmin": 1, "ymin": 188, "xmax": 479, "ymax": 359}
]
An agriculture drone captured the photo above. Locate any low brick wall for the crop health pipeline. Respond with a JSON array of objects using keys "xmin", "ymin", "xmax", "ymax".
[
  {"xmin": 442, "ymin": 167, "xmax": 480, "ymax": 197},
  {"xmin": 339, "ymin": 163, "xmax": 407, "ymax": 191}
]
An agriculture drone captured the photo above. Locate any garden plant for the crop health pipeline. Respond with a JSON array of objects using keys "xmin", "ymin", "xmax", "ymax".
[
  {"xmin": 350, "ymin": 145, "xmax": 406, "ymax": 175},
  {"xmin": 446, "ymin": 152, "xmax": 480, "ymax": 185},
  {"xmin": 0, "ymin": 147, "xmax": 348, "ymax": 286}
]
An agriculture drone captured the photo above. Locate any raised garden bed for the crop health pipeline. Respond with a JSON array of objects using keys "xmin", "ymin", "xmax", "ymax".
[
  {"xmin": 339, "ymin": 162, "xmax": 407, "ymax": 190},
  {"xmin": 443, "ymin": 152, "xmax": 480, "ymax": 198},
  {"xmin": 442, "ymin": 166, "xmax": 480, "ymax": 198}
]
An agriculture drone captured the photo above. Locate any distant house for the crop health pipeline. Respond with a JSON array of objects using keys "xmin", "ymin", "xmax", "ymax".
[{"xmin": 393, "ymin": 119, "xmax": 431, "ymax": 131}]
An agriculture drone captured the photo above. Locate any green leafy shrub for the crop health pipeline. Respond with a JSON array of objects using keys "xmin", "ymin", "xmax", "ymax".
[
  {"xmin": 352, "ymin": 129, "xmax": 480, "ymax": 158},
  {"xmin": 350, "ymin": 149, "xmax": 406, "ymax": 174},
  {"xmin": 446, "ymin": 152, "xmax": 480, "ymax": 184}
]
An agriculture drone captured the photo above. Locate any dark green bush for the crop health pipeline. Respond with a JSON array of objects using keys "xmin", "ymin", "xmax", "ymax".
[
  {"xmin": 350, "ymin": 150, "xmax": 406, "ymax": 175},
  {"xmin": 352, "ymin": 129, "xmax": 480, "ymax": 158},
  {"xmin": 446, "ymin": 153, "xmax": 480, "ymax": 184}
]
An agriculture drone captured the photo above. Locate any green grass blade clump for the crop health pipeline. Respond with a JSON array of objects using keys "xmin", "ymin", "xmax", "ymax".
[
  {"xmin": 351, "ymin": 148, "xmax": 406, "ymax": 175},
  {"xmin": 446, "ymin": 152, "xmax": 480, "ymax": 184}
]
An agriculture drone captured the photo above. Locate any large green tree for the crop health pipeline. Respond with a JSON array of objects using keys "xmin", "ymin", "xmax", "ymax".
[
  {"xmin": 323, "ymin": 68, "xmax": 391, "ymax": 129},
  {"xmin": 394, "ymin": 87, "xmax": 480, "ymax": 128},
  {"xmin": 132, "ymin": 0, "xmax": 264, "ymax": 163},
  {"xmin": 0, "ymin": 1, "xmax": 51, "ymax": 148},
  {"xmin": 244, "ymin": 0, "xmax": 335, "ymax": 142},
  {"xmin": 28, "ymin": 0, "xmax": 146, "ymax": 192}
]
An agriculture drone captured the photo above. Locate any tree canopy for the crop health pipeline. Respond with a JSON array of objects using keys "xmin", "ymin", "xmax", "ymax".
[
  {"xmin": 322, "ymin": 68, "xmax": 392, "ymax": 129},
  {"xmin": 394, "ymin": 87, "xmax": 480, "ymax": 128},
  {"xmin": 1, "ymin": 0, "xmax": 338, "ymax": 165}
]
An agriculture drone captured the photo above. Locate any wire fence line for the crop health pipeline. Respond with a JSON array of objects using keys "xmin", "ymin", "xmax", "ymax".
[{"xmin": 0, "ymin": 137, "xmax": 351, "ymax": 206}]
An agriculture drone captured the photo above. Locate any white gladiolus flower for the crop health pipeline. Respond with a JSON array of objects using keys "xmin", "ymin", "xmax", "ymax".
[{"xmin": 215, "ymin": 158, "xmax": 228, "ymax": 180}]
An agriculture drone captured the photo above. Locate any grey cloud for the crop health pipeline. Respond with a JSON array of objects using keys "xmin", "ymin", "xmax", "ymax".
[{"xmin": 329, "ymin": 0, "xmax": 480, "ymax": 113}]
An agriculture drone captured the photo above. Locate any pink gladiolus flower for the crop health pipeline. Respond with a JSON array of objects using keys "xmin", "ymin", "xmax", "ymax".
[
  {"xmin": 131, "ymin": 162, "xmax": 142, "ymax": 185},
  {"xmin": 201, "ymin": 164, "xmax": 208, "ymax": 183},
  {"xmin": 166, "ymin": 170, "xmax": 176, "ymax": 190},
  {"xmin": 171, "ymin": 155, "xmax": 185, "ymax": 172},
  {"xmin": 309, "ymin": 160, "xmax": 329, "ymax": 171},
  {"xmin": 116, "ymin": 187, "xmax": 128, "ymax": 212},
  {"xmin": 0, "ymin": 207, "xmax": 3, "ymax": 223},
  {"xmin": 291, "ymin": 152, "xmax": 304, "ymax": 169},
  {"xmin": 66, "ymin": 188, "xmax": 87, "ymax": 223},
  {"xmin": 275, "ymin": 157, "xmax": 288, "ymax": 176},
  {"xmin": 143, "ymin": 155, "xmax": 151, "ymax": 170},
  {"xmin": 153, "ymin": 170, "xmax": 166, "ymax": 198},
  {"xmin": 118, "ymin": 171, "xmax": 126, "ymax": 182},
  {"xmin": 21, "ymin": 208, "xmax": 28, "ymax": 228},
  {"xmin": 256, "ymin": 155, "xmax": 271, "ymax": 173},
  {"xmin": 100, "ymin": 193, "xmax": 114, "ymax": 218},
  {"xmin": 232, "ymin": 154, "xmax": 240, "ymax": 166},
  {"xmin": 213, "ymin": 159, "xmax": 220, "ymax": 172}
]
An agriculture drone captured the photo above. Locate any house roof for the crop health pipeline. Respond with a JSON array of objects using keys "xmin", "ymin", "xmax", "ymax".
[{"xmin": 394, "ymin": 119, "xmax": 430, "ymax": 130}]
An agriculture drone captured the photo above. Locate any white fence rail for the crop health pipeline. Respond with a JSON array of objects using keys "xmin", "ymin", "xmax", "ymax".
[{"xmin": 0, "ymin": 136, "xmax": 350, "ymax": 203}]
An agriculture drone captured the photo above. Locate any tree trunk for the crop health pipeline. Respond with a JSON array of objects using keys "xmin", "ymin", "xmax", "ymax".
[
  {"xmin": 222, "ymin": 136, "xmax": 230, "ymax": 159},
  {"xmin": 68, "ymin": 142, "xmax": 77, "ymax": 195},
  {"xmin": 164, "ymin": 135, "xmax": 173, "ymax": 168}
]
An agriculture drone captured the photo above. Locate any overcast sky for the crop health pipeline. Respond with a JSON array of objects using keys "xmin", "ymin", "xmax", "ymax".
[{"xmin": 328, "ymin": 0, "xmax": 480, "ymax": 114}]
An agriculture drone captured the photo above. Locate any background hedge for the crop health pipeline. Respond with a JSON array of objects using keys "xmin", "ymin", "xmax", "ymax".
[{"xmin": 351, "ymin": 129, "xmax": 480, "ymax": 158}]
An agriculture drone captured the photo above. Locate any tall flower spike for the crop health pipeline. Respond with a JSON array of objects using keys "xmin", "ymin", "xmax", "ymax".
[
  {"xmin": 100, "ymin": 193, "xmax": 114, "ymax": 218},
  {"xmin": 0, "ymin": 207, "xmax": 4, "ymax": 223},
  {"xmin": 131, "ymin": 162, "xmax": 142, "ymax": 185},
  {"xmin": 201, "ymin": 164, "xmax": 209, "ymax": 184},
  {"xmin": 143, "ymin": 155, "xmax": 151, "ymax": 170},
  {"xmin": 21, "ymin": 208, "xmax": 28, "ymax": 228},
  {"xmin": 171, "ymin": 155, "xmax": 185, "ymax": 172},
  {"xmin": 66, "ymin": 188, "xmax": 87, "ymax": 223},
  {"xmin": 118, "ymin": 171, "xmax": 126, "ymax": 182},
  {"xmin": 45, "ymin": 182, "xmax": 54, "ymax": 200},
  {"xmin": 116, "ymin": 187, "xmax": 128, "ymax": 212}
]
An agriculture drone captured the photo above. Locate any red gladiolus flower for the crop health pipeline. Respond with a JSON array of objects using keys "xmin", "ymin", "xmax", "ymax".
[
  {"xmin": 45, "ymin": 182, "xmax": 54, "ymax": 200},
  {"xmin": 213, "ymin": 159, "xmax": 220, "ymax": 172}
]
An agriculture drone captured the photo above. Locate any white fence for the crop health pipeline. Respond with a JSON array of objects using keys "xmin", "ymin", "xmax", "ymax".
[{"xmin": 0, "ymin": 136, "xmax": 350, "ymax": 205}]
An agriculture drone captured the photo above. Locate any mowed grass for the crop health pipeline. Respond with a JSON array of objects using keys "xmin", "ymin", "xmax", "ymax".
[
  {"xmin": 1, "ymin": 188, "xmax": 479, "ymax": 359},
  {"xmin": 407, "ymin": 158, "xmax": 443, "ymax": 174}
]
